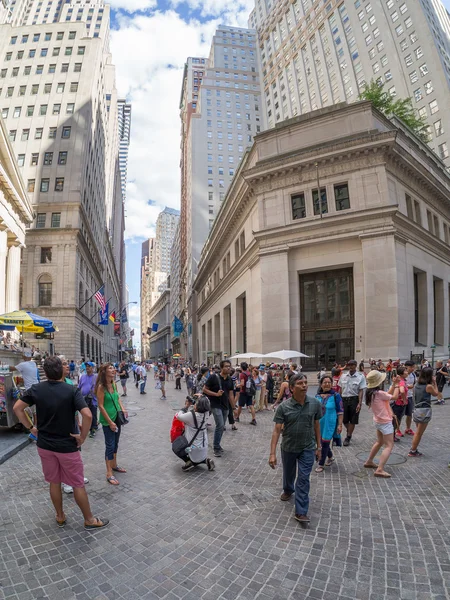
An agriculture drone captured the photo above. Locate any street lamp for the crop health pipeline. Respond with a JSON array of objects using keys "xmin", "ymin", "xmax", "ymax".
[
  {"xmin": 431, "ymin": 344, "xmax": 436, "ymax": 368},
  {"xmin": 118, "ymin": 301, "xmax": 138, "ymax": 361}
]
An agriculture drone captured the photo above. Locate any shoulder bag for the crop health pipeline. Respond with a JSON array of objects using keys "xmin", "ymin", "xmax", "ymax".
[
  {"xmin": 110, "ymin": 383, "xmax": 129, "ymax": 426},
  {"xmin": 172, "ymin": 411, "xmax": 206, "ymax": 458}
]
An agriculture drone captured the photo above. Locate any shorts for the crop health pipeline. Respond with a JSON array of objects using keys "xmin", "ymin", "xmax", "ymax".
[
  {"xmin": 405, "ymin": 396, "xmax": 413, "ymax": 417},
  {"xmin": 343, "ymin": 397, "xmax": 360, "ymax": 425},
  {"xmin": 413, "ymin": 407, "xmax": 432, "ymax": 424},
  {"xmin": 392, "ymin": 403, "xmax": 406, "ymax": 424},
  {"xmin": 37, "ymin": 447, "xmax": 85, "ymax": 488},
  {"xmin": 437, "ymin": 381, "xmax": 445, "ymax": 393},
  {"xmin": 375, "ymin": 421, "xmax": 394, "ymax": 435},
  {"xmin": 120, "ymin": 378, "xmax": 127, "ymax": 388},
  {"xmin": 238, "ymin": 393, "xmax": 254, "ymax": 407}
]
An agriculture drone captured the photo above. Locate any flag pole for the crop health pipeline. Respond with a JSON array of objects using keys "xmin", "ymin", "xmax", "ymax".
[{"xmin": 79, "ymin": 284, "xmax": 105, "ymax": 311}]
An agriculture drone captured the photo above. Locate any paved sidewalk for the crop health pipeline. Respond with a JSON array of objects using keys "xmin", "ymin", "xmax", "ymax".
[{"xmin": 1, "ymin": 379, "xmax": 450, "ymax": 600}]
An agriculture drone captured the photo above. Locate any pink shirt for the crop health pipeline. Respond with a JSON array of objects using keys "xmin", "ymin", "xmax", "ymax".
[{"xmin": 371, "ymin": 391, "xmax": 393, "ymax": 424}]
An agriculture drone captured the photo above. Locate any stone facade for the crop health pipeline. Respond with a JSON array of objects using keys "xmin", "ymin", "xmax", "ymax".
[
  {"xmin": 193, "ymin": 102, "xmax": 450, "ymax": 368},
  {"xmin": 148, "ymin": 288, "xmax": 171, "ymax": 362},
  {"xmin": 0, "ymin": 115, "xmax": 33, "ymax": 318}
]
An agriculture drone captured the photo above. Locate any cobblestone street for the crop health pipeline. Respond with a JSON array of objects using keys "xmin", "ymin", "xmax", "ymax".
[{"xmin": 1, "ymin": 378, "xmax": 450, "ymax": 600}]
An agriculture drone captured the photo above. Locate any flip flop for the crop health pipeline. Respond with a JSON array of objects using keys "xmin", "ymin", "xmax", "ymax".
[
  {"xmin": 374, "ymin": 472, "xmax": 392, "ymax": 478},
  {"xmin": 112, "ymin": 466, "xmax": 127, "ymax": 473},
  {"xmin": 325, "ymin": 458, "xmax": 335, "ymax": 466},
  {"xmin": 315, "ymin": 466, "xmax": 325, "ymax": 473},
  {"xmin": 363, "ymin": 463, "xmax": 378, "ymax": 469},
  {"xmin": 84, "ymin": 517, "xmax": 110, "ymax": 530},
  {"xmin": 107, "ymin": 476, "xmax": 120, "ymax": 485},
  {"xmin": 56, "ymin": 516, "xmax": 66, "ymax": 528}
]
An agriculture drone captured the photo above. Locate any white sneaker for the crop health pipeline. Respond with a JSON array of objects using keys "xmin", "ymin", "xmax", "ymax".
[
  {"xmin": 63, "ymin": 484, "xmax": 73, "ymax": 494},
  {"xmin": 84, "ymin": 477, "xmax": 89, "ymax": 484}
]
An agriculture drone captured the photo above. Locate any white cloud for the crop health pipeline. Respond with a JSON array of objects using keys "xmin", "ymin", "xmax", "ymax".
[
  {"xmin": 109, "ymin": 0, "xmax": 157, "ymax": 13},
  {"xmin": 111, "ymin": 10, "xmax": 218, "ymax": 240},
  {"xmin": 170, "ymin": 0, "xmax": 254, "ymax": 25},
  {"xmin": 111, "ymin": 4, "xmax": 253, "ymax": 241}
]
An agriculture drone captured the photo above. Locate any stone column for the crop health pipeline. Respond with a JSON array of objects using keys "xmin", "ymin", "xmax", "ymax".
[
  {"xmin": 0, "ymin": 231, "xmax": 8, "ymax": 314},
  {"xmin": 260, "ymin": 249, "xmax": 290, "ymax": 353},
  {"xmin": 5, "ymin": 244, "xmax": 21, "ymax": 312}
]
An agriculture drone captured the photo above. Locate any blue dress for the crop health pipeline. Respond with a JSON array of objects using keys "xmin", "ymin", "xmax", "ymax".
[{"xmin": 315, "ymin": 392, "xmax": 344, "ymax": 441}]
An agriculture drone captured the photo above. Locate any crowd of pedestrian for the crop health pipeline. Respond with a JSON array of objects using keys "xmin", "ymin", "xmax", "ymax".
[{"xmin": 11, "ymin": 351, "xmax": 449, "ymax": 530}]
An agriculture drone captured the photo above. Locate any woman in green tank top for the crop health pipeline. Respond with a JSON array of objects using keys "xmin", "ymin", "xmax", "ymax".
[{"xmin": 96, "ymin": 363, "xmax": 128, "ymax": 485}]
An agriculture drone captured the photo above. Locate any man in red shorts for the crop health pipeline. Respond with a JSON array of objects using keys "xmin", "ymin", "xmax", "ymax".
[{"xmin": 14, "ymin": 356, "xmax": 109, "ymax": 530}]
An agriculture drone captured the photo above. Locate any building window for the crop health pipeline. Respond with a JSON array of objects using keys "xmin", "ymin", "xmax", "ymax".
[
  {"xmin": 17, "ymin": 154, "xmax": 25, "ymax": 167},
  {"xmin": 49, "ymin": 127, "xmax": 57, "ymax": 138},
  {"xmin": 38, "ymin": 278, "xmax": 52, "ymax": 307},
  {"xmin": 434, "ymin": 120, "xmax": 443, "ymax": 137},
  {"xmin": 405, "ymin": 194, "xmax": 413, "ymax": 219},
  {"xmin": 66, "ymin": 103, "xmax": 75, "ymax": 114},
  {"xmin": 40, "ymin": 179, "xmax": 50, "ymax": 192},
  {"xmin": 429, "ymin": 99, "xmax": 438, "ymax": 114},
  {"xmin": 70, "ymin": 82, "xmax": 78, "ymax": 92},
  {"xmin": 57, "ymin": 82, "xmax": 65, "ymax": 93},
  {"xmin": 334, "ymin": 184, "xmax": 350, "ymax": 211},
  {"xmin": 44, "ymin": 152, "xmax": 53, "ymax": 165},
  {"xmin": 44, "ymin": 83, "xmax": 51, "ymax": 93},
  {"xmin": 62, "ymin": 126, "xmax": 71, "ymax": 138},
  {"xmin": 40, "ymin": 104, "xmax": 48, "ymax": 115},
  {"xmin": 312, "ymin": 188, "xmax": 328, "ymax": 215},
  {"xmin": 51, "ymin": 213, "xmax": 61, "ymax": 228},
  {"xmin": 40, "ymin": 247, "xmax": 52, "ymax": 264},
  {"xmin": 36, "ymin": 213, "xmax": 46, "ymax": 228},
  {"xmin": 30, "ymin": 153, "xmax": 39, "ymax": 166},
  {"xmin": 52, "ymin": 103, "xmax": 61, "ymax": 115},
  {"xmin": 58, "ymin": 151, "xmax": 68, "ymax": 165},
  {"xmin": 438, "ymin": 142, "xmax": 448, "ymax": 160},
  {"xmin": 55, "ymin": 178, "xmax": 64, "ymax": 191},
  {"xmin": 291, "ymin": 193, "xmax": 306, "ymax": 220},
  {"xmin": 27, "ymin": 179, "xmax": 35, "ymax": 192},
  {"xmin": 21, "ymin": 129, "xmax": 30, "ymax": 141},
  {"xmin": 13, "ymin": 107, "xmax": 21, "ymax": 118}
]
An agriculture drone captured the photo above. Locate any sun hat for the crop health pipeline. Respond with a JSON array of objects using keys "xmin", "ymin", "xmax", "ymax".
[{"xmin": 366, "ymin": 370, "xmax": 386, "ymax": 389}]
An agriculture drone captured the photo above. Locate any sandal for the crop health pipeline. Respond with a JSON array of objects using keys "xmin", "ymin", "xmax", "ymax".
[
  {"xmin": 84, "ymin": 517, "xmax": 110, "ymax": 530},
  {"xmin": 231, "ymin": 425, "xmax": 238, "ymax": 431},
  {"xmin": 363, "ymin": 463, "xmax": 378, "ymax": 469},
  {"xmin": 325, "ymin": 458, "xmax": 335, "ymax": 466},
  {"xmin": 107, "ymin": 476, "xmax": 120, "ymax": 485},
  {"xmin": 112, "ymin": 466, "xmax": 127, "ymax": 473},
  {"xmin": 56, "ymin": 515, "xmax": 66, "ymax": 528},
  {"xmin": 315, "ymin": 466, "xmax": 325, "ymax": 473}
]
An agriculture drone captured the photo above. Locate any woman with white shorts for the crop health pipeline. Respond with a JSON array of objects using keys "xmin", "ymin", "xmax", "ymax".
[{"xmin": 363, "ymin": 370, "xmax": 402, "ymax": 478}]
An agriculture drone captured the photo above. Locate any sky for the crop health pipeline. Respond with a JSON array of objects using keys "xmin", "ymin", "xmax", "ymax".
[
  {"xmin": 110, "ymin": 0, "xmax": 255, "ymax": 349},
  {"xmin": 111, "ymin": 0, "xmax": 450, "ymax": 348}
]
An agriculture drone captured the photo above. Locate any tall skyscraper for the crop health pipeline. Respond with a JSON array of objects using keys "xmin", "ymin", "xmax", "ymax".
[
  {"xmin": 177, "ymin": 25, "xmax": 261, "ymax": 359},
  {"xmin": 155, "ymin": 206, "xmax": 179, "ymax": 275},
  {"xmin": 0, "ymin": 1, "xmax": 125, "ymax": 361},
  {"xmin": 249, "ymin": 0, "xmax": 450, "ymax": 167},
  {"xmin": 117, "ymin": 99, "xmax": 131, "ymax": 202}
]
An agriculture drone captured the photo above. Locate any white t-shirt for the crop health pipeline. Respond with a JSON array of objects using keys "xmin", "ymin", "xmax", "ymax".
[
  {"xmin": 16, "ymin": 360, "xmax": 39, "ymax": 390},
  {"xmin": 175, "ymin": 410, "xmax": 208, "ymax": 463}
]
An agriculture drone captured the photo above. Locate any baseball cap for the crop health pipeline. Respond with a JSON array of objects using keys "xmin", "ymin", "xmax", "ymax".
[
  {"xmin": 86, "ymin": 361, "xmax": 95, "ymax": 367},
  {"xmin": 23, "ymin": 350, "xmax": 32, "ymax": 357}
]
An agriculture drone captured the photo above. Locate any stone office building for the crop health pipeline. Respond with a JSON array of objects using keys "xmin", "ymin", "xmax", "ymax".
[{"xmin": 193, "ymin": 101, "xmax": 450, "ymax": 368}]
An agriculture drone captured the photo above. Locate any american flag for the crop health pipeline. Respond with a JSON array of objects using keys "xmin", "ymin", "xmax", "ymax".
[{"xmin": 94, "ymin": 285, "xmax": 106, "ymax": 312}]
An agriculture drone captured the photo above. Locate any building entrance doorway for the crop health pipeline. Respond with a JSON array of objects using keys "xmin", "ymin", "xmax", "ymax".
[{"xmin": 299, "ymin": 268, "xmax": 354, "ymax": 370}]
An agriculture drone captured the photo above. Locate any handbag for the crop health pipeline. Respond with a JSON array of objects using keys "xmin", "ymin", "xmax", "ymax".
[
  {"xmin": 110, "ymin": 384, "xmax": 129, "ymax": 426},
  {"xmin": 172, "ymin": 411, "xmax": 205, "ymax": 458}
]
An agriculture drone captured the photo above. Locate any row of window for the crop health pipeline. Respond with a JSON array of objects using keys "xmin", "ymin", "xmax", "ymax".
[
  {"xmin": 18, "ymin": 150, "xmax": 68, "ymax": 168},
  {"xmin": 291, "ymin": 184, "xmax": 350, "ymax": 219},
  {"xmin": 9, "ymin": 125, "xmax": 71, "ymax": 142},
  {"xmin": 405, "ymin": 194, "xmax": 450, "ymax": 244},
  {"xmin": 36, "ymin": 212, "xmax": 61, "ymax": 228},
  {"xmin": 207, "ymin": 143, "xmax": 244, "ymax": 152},
  {"xmin": 28, "ymin": 177, "xmax": 65, "ymax": 193},
  {"xmin": 206, "ymin": 132, "xmax": 252, "ymax": 143},
  {"xmin": 5, "ymin": 46, "xmax": 85, "ymax": 60},
  {"xmin": 2, "ymin": 103, "xmax": 75, "ymax": 118},
  {"xmin": 10, "ymin": 31, "xmax": 79, "ymax": 44},
  {"xmin": 208, "ymin": 168, "xmax": 236, "ymax": 177},
  {"xmin": 1, "ymin": 63, "xmax": 82, "ymax": 77},
  {"xmin": 1, "ymin": 81, "xmax": 79, "ymax": 97}
]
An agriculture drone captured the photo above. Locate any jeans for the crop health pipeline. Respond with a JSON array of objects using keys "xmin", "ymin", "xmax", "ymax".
[
  {"xmin": 281, "ymin": 449, "xmax": 315, "ymax": 516},
  {"xmin": 319, "ymin": 440, "xmax": 333, "ymax": 466},
  {"xmin": 228, "ymin": 402, "xmax": 235, "ymax": 425},
  {"xmin": 175, "ymin": 378, "xmax": 181, "ymax": 390},
  {"xmin": 211, "ymin": 406, "xmax": 228, "ymax": 450},
  {"xmin": 140, "ymin": 376, "xmax": 147, "ymax": 393},
  {"xmin": 103, "ymin": 424, "xmax": 121, "ymax": 460},
  {"xmin": 86, "ymin": 398, "xmax": 97, "ymax": 432}
]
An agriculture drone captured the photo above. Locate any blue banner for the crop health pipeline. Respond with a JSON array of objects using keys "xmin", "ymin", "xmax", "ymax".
[
  {"xmin": 152, "ymin": 323, "xmax": 159, "ymax": 332},
  {"xmin": 121, "ymin": 308, "xmax": 128, "ymax": 323},
  {"xmin": 98, "ymin": 303, "xmax": 109, "ymax": 325},
  {"xmin": 173, "ymin": 316, "xmax": 183, "ymax": 335}
]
